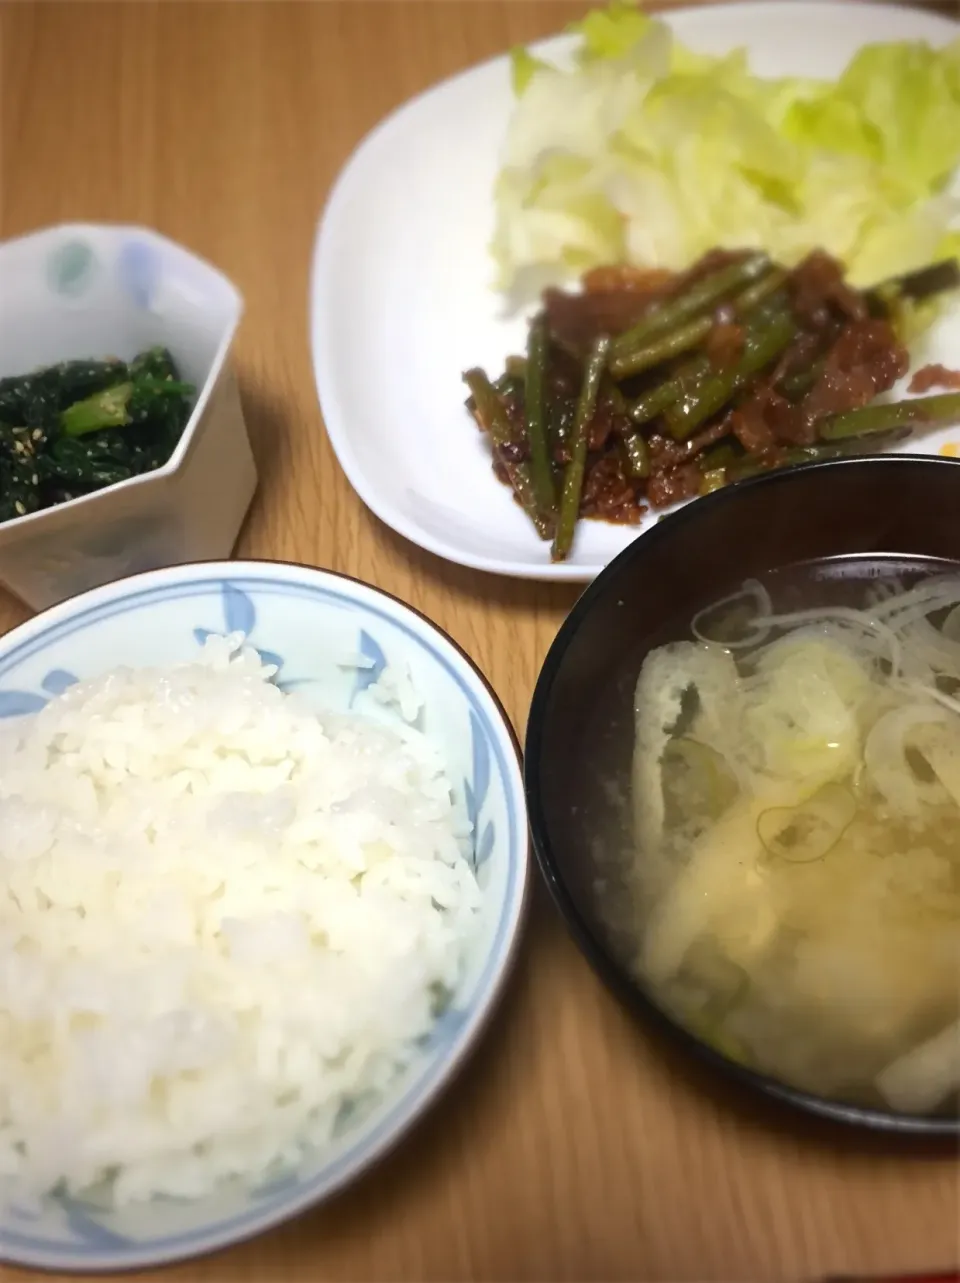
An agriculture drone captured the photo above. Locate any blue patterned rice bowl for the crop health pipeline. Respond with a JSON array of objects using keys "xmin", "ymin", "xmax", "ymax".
[{"xmin": 0, "ymin": 561, "xmax": 528, "ymax": 1273}]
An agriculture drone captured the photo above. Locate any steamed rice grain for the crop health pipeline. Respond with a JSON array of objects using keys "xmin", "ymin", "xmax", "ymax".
[{"xmin": 0, "ymin": 635, "xmax": 480, "ymax": 1207}]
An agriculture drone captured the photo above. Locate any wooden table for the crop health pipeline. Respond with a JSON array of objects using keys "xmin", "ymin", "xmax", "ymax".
[{"xmin": 2, "ymin": 2, "xmax": 958, "ymax": 1279}]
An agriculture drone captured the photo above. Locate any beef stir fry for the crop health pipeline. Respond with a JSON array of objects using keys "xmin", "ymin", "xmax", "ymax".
[{"xmin": 463, "ymin": 250, "xmax": 960, "ymax": 561}]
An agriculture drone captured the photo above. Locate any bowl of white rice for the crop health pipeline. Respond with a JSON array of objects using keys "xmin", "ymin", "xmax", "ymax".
[{"xmin": 0, "ymin": 560, "xmax": 528, "ymax": 1273}]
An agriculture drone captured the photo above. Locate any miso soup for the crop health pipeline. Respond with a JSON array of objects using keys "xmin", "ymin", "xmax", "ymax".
[{"xmin": 581, "ymin": 556, "xmax": 960, "ymax": 1117}]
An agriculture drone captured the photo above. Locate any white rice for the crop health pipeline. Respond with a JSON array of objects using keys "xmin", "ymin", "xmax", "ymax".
[{"xmin": 0, "ymin": 634, "xmax": 480, "ymax": 1207}]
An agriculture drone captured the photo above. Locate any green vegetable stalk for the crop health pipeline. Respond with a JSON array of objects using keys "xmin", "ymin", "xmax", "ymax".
[
  {"xmin": 622, "ymin": 432, "xmax": 650, "ymax": 479},
  {"xmin": 61, "ymin": 383, "xmax": 136, "ymax": 436},
  {"xmin": 463, "ymin": 368, "xmax": 554, "ymax": 540},
  {"xmin": 664, "ymin": 306, "xmax": 796, "ymax": 439},
  {"xmin": 724, "ymin": 430, "xmax": 911, "ymax": 483},
  {"xmin": 61, "ymin": 374, "xmax": 193, "ymax": 438},
  {"xmin": 777, "ymin": 360, "xmax": 824, "ymax": 400},
  {"xmin": 524, "ymin": 317, "xmax": 557, "ymax": 514},
  {"xmin": 627, "ymin": 354, "xmax": 712, "ymax": 425},
  {"xmin": 609, "ymin": 267, "xmax": 787, "ymax": 379},
  {"xmin": 818, "ymin": 392, "xmax": 960, "ymax": 442},
  {"xmin": 866, "ymin": 258, "xmax": 960, "ymax": 311},
  {"xmin": 552, "ymin": 336, "xmax": 610, "ymax": 562},
  {"xmin": 608, "ymin": 253, "xmax": 772, "ymax": 360}
]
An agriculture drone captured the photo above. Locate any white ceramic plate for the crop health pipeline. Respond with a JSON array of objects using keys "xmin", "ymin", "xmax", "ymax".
[{"xmin": 310, "ymin": 1, "xmax": 960, "ymax": 583}]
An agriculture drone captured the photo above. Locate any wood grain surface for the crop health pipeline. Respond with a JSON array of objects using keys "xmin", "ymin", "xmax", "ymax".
[{"xmin": 1, "ymin": 2, "xmax": 958, "ymax": 1280}]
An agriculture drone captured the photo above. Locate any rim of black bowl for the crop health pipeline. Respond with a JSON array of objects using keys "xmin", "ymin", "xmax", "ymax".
[{"xmin": 526, "ymin": 454, "xmax": 960, "ymax": 1138}]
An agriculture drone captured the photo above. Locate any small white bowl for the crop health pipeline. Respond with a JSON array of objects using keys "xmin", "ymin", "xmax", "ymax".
[
  {"xmin": 0, "ymin": 224, "xmax": 257, "ymax": 612},
  {"xmin": 0, "ymin": 560, "xmax": 529, "ymax": 1273}
]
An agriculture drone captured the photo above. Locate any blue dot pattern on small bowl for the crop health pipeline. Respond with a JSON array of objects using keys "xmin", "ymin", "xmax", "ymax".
[
  {"xmin": 46, "ymin": 241, "xmax": 97, "ymax": 298},
  {"xmin": 117, "ymin": 238, "xmax": 161, "ymax": 310},
  {"xmin": 0, "ymin": 574, "xmax": 516, "ymax": 1268}
]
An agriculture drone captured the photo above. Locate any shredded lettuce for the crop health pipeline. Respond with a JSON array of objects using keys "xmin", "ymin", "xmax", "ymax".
[{"xmin": 492, "ymin": 1, "xmax": 960, "ymax": 294}]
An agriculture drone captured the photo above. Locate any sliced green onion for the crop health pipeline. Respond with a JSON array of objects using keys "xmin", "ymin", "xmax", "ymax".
[{"xmin": 756, "ymin": 782, "xmax": 857, "ymax": 864}]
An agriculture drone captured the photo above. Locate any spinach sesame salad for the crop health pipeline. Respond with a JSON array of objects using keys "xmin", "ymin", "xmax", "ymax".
[{"xmin": 0, "ymin": 346, "xmax": 195, "ymax": 523}]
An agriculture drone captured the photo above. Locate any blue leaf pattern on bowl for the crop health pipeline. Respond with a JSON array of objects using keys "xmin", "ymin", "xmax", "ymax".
[
  {"xmin": 464, "ymin": 780, "xmax": 476, "ymax": 830},
  {"xmin": 250, "ymin": 1171, "xmax": 301, "ymax": 1202},
  {"xmin": 349, "ymin": 629, "xmax": 387, "ymax": 707},
  {"xmin": 58, "ymin": 1197, "xmax": 131, "ymax": 1248},
  {"xmin": 193, "ymin": 587, "xmax": 285, "ymax": 674},
  {"xmin": 0, "ymin": 610, "xmax": 494, "ymax": 872},
  {"xmin": 330, "ymin": 1097, "xmax": 358, "ymax": 1140},
  {"xmin": 418, "ymin": 1005, "xmax": 469, "ymax": 1054},
  {"xmin": 0, "ymin": 690, "xmax": 48, "ymax": 718},
  {"xmin": 476, "ymin": 821, "xmax": 495, "ymax": 871},
  {"xmin": 465, "ymin": 710, "xmax": 494, "ymax": 872},
  {"xmin": 0, "ymin": 576, "xmax": 518, "ymax": 1269},
  {"xmin": 222, "ymin": 582, "xmax": 257, "ymax": 637},
  {"xmin": 41, "ymin": 669, "xmax": 79, "ymax": 697},
  {"xmin": 8, "ymin": 1201, "xmax": 41, "ymax": 1223}
]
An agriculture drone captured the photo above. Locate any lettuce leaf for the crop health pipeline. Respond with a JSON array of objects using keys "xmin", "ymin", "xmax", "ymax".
[
  {"xmin": 837, "ymin": 40, "xmax": 960, "ymax": 192},
  {"xmin": 510, "ymin": 47, "xmax": 550, "ymax": 96},
  {"xmin": 569, "ymin": 0, "xmax": 653, "ymax": 63},
  {"xmin": 492, "ymin": 1, "xmax": 960, "ymax": 293}
]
